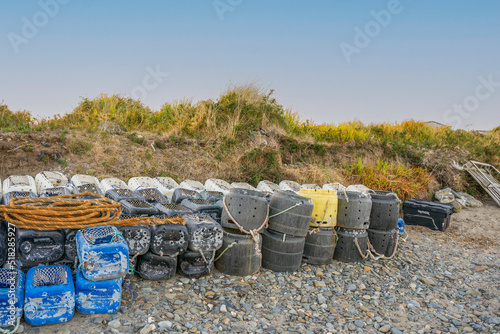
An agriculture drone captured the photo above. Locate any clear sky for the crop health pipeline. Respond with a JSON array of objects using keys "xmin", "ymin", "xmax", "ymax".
[{"xmin": 1, "ymin": 0, "xmax": 499, "ymax": 130}]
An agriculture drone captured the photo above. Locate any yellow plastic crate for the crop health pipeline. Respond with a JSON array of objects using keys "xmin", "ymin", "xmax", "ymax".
[{"xmin": 298, "ymin": 189, "xmax": 338, "ymax": 228}]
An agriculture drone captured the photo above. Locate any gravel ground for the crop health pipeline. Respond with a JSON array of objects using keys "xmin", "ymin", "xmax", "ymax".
[{"xmin": 16, "ymin": 199, "xmax": 500, "ymax": 334}]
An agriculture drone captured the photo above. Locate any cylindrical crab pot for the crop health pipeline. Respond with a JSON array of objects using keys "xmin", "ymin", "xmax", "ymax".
[
  {"xmin": 298, "ymin": 189, "xmax": 338, "ymax": 228},
  {"xmin": 337, "ymin": 191, "xmax": 372, "ymax": 230},
  {"xmin": 367, "ymin": 228, "xmax": 399, "ymax": 257},
  {"xmin": 333, "ymin": 227, "xmax": 368, "ymax": 263},
  {"xmin": 369, "ymin": 191, "xmax": 400, "ymax": 231},
  {"xmin": 302, "ymin": 228, "xmax": 336, "ymax": 265},
  {"xmin": 261, "ymin": 229, "xmax": 305, "ymax": 272},
  {"xmin": 220, "ymin": 188, "xmax": 269, "ymax": 232},
  {"xmin": 178, "ymin": 250, "xmax": 215, "ymax": 279},
  {"xmin": 267, "ymin": 191, "xmax": 314, "ymax": 237},
  {"xmin": 215, "ymin": 228, "xmax": 262, "ymax": 276}
]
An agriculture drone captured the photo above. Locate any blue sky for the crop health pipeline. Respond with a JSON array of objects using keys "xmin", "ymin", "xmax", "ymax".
[{"xmin": 1, "ymin": 0, "xmax": 499, "ymax": 130}]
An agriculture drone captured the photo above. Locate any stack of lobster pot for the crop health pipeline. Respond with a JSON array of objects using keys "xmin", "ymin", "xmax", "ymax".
[
  {"xmin": 116, "ymin": 215, "xmax": 151, "ymax": 280},
  {"xmin": 35, "ymin": 171, "xmax": 72, "ymax": 197},
  {"xmin": 177, "ymin": 214, "xmax": 223, "ymax": 278},
  {"xmin": 298, "ymin": 189, "xmax": 338, "ymax": 265},
  {"xmin": 70, "ymin": 174, "xmax": 104, "ymax": 198},
  {"xmin": 128, "ymin": 177, "xmax": 169, "ymax": 209},
  {"xmin": 75, "ymin": 225, "xmax": 128, "ymax": 314},
  {"xmin": 367, "ymin": 191, "xmax": 400, "ymax": 259},
  {"xmin": 216, "ymin": 188, "xmax": 269, "ymax": 276},
  {"xmin": 334, "ymin": 191, "xmax": 372, "ymax": 262},
  {"xmin": 262, "ymin": 191, "xmax": 314, "ymax": 272},
  {"xmin": 138, "ymin": 215, "xmax": 189, "ymax": 280}
]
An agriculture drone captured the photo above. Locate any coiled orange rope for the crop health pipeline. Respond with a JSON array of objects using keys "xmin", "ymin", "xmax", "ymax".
[{"xmin": 0, "ymin": 193, "xmax": 184, "ymax": 230}]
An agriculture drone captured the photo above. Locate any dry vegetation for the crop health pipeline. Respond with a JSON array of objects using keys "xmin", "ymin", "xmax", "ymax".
[{"xmin": 1, "ymin": 85, "xmax": 499, "ymax": 200}]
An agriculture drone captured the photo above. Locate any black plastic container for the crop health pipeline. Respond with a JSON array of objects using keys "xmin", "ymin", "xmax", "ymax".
[
  {"xmin": 333, "ymin": 227, "xmax": 368, "ymax": 263},
  {"xmin": 369, "ymin": 192, "xmax": 400, "ymax": 231},
  {"xmin": 171, "ymin": 188, "xmax": 201, "ymax": 204},
  {"xmin": 155, "ymin": 203, "xmax": 193, "ymax": 217},
  {"xmin": 16, "ymin": 229, "xmax": 65, "ymax": 264},
  {"xmin": 72, "ymin": 184, "xmax": 104, "ymax": 198},
  {"xmin": 367, "ymin": 228, "xmax": 398, "ymax": 257},
  {"xmin": 403, "ymin": 199, "xmax": 453, "ymax": 231},
  {"xmin": 105, "ymin": 188, "xmax": 143, "ymax": 202},
  {"xmin": 215, "ymin": 228, "xmax": 262, "ymax": 276},
  {"xmin": 119, "ymin": 199, "xmax": 159, "ymax": 215},
  {"xmin": 261, "ymin": 229, "xmax": 305, "ymax": 272},
  {"xmin": 149, "ymin": 223, "xmax": 189, "ymax": 256},
  {"xmin": 137, "ymin": 252, "xmax": 177, "ymax": 280},
  {"xmin": 63, "ymin": 229, "xmax": 78, "ymax": 261},
  {"xmin": 181, "ymin": 198, "xmax": 222, "ymax": 223},
  {"xmin": 337, "ymin": 191, "xmax": 372, "ymax": 230},
  {"xmin": 267, "ymin": 191, "xmax": 314, "ymax": 237},
  {"xmin": 178, "ymin": 250, "xmax": 214, "ymax": 278},
  {"xmin": 302, "ymin": 228, "xmax": 336, "ymax": 265},
  {"xmin": 124, "ymin": 256, "xmax": 138, "ymax": 280},
  {"xmin": 134, "ymin": 188, "xmax": 168, "ymax": 205}
]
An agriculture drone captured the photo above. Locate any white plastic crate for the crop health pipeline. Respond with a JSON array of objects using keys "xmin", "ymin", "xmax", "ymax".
[
  {"xmin": 301, "ymin": 183, "xmax": 321, "ymax": 190},
  {"xmin": 153, "ymin": 177, "xmax": 179, "ymax": 198},
  {"xmin": 279, "ymin": 180, "xmax": 301, "ymax": 193},
  {"xmin": 100, "ymin": 178, "xmax": 129, "ymax": 193},
  {"xmin": 3, "ymin": 175, "xmax": 37, "ymax": 195},
  {"xmin": 179, "ymin": 180, "xmax": 205, "ymax": 192},
  {"xmin": 0, "ymin": 178, "xmax": 2, "ymax": 197},
  {"xmin": 323, "ymin": 182, "xmax": 346, "ymax": 191},
  {"xmin": 205, "ymin": 178, "xmax": 233, "ymax": 194},
  {"xmin": 257, "ymin": 180, "xmax": 280, "ymax": 193},
  {"xmin": 128, "ymin": 176, "xmax": 157, "ymax": 191},
  {"xmin": 35, "ymin": 171, "xmax": 68, "ymax": 193},
  {"xmin": 231, "ymin": 182, "xmax": 257, "ymax": 191}
]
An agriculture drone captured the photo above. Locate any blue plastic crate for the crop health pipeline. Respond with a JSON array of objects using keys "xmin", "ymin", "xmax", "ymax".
[
  {"xmin": 75, "ymin": 268, "xmax": 122, "ymax": 315},
  {"xmin": 24, "ymin": 265, "xmax": 75, "ymax": 326},
  {"xmin": 76, "ymin": 226, "xmax": 129, "ymax": 281},
  {"xmin": 0, "ymin": 269, "xmax": 25, "ymax": 328}
]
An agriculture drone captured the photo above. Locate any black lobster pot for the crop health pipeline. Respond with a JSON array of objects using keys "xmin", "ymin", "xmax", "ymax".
[
  {"xmin": 369, "ymin": 191, "xmax": 400, "ymax": 231},
  {"xmin": 149, "ymin": 223, "xmax": 189, "ymax": 256},
  {"xmin": 171, "ymin": 188, "xmax": 201, "ymax": 204},
  {"xmin": 134, "ymin": 188, "xmax": 168, "ymax": 205},
  {"xmin": 367, "ymin": 228, "xmax": 398, "ymax": 257},
  {"xmin": 119, "ymin": 199, "xmax": 159, "ymax": 215},
  {"xmin": 181, "ymin": 198, "xmax": 222, "ymax": 223},
  {"xmin": 16, "ymin": 229, "xmax": 65, "ymax": 264},
  {"xmin": 302, "ymin": 228, "xmax": 336, "ymax": 265},
  {"xmin": 105, "ymin": 188, "xmax": 143, "ymax": 202},
  {"xmin": 220, "ymin": 188, "xmax": 269, "ymax": 232},
  {"xmin": 333, "ymin": 227, "xmax": 368, "ymax": 263},
  {"xmin": 182, "ymin": 215, "xmax": 224, "ymax": 252},
  {"xmin": 267, "ymin": 191, "xmax": 315, "ymax": 237},
  {"xmin": 124, "ymin": 256, "xmax": 138, "ymax": 280},
  {"xmin": 215, "ymin": 228, "xmax": 262, "ymax": 276},
  {"xmin": 200, "ymin": 190, "xmax": 224, "ymax": 203},
  {"xmin": 155, "ymin": 204, "xmax": 193, "ymax": 217},
  {"xmin": 403, "ymin": 199, "xmax": 453, "ymax": 231},
  {"xmin": 137, "ymin": 252, "xmax": 177, "ymax": 280},
  {"xmin": 38, "ymin": 186, "xmax": 72, "ymax": 197},
  {"xmin": 1, "ymin": 191, "xmax": 36, "ymax": 205},
  {"xmin": 72, "ymin": 184, "xmax": 104, "ymax": 198},
  {"xmin": 177, "ymin": 250, "xmax": 214, "ymax": 278},
  {"xmin": 117, "ymin": 225, "xmax": 151, "ymax": 256}
]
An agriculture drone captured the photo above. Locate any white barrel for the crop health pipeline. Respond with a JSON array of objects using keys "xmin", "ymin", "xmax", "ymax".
[{"xmin": 3, "ymin": 175, "xmax": 37, "ymax": 194}]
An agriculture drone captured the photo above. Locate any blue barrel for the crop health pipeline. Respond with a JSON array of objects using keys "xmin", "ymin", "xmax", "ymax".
[
  {"xmin": 24, "ymin": 265, "xmax": 75, "ymax": 326},
  {"xmin": 76, "ymin": 226, "xmax": 129, "ymax": 281},
  {"xmin": 0, "ymin": 269, "xmax": 25, "ymax": 328},
  {"xmin": 75, "ymin": 268, "xmax": 122, "ymax": 315}
]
